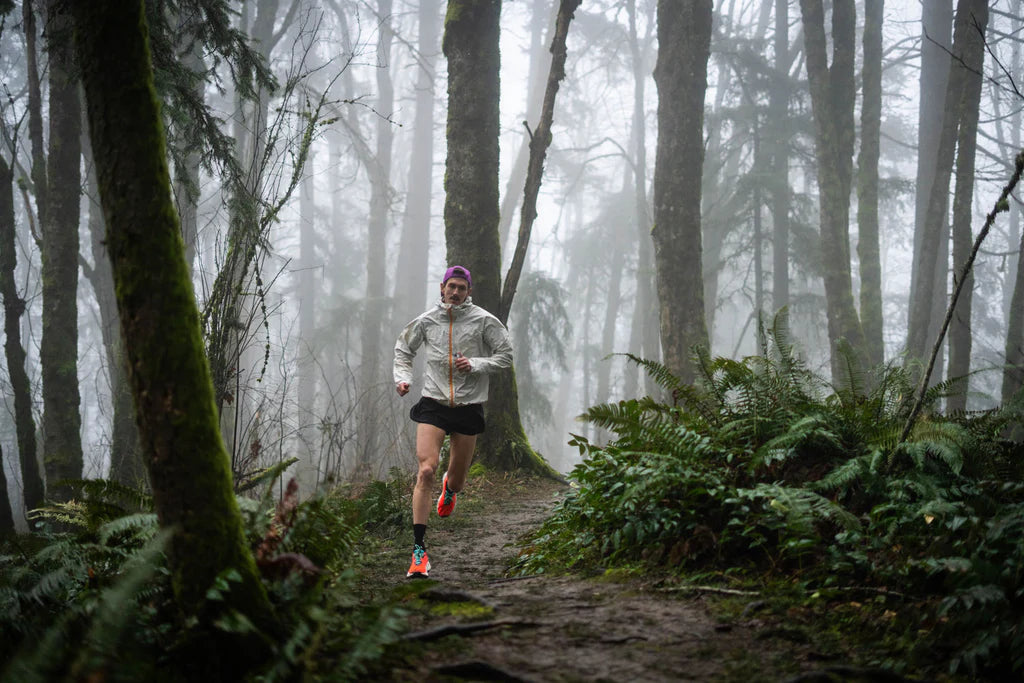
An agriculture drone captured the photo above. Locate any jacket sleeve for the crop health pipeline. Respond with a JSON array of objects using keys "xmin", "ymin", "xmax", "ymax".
[
  {"xmin": 471, "ymin": 316, "xmax": 513, "ymax": 374},
  {"xmin": 393, "ymin": 317, "xmax": 423, "ymax": 385}
]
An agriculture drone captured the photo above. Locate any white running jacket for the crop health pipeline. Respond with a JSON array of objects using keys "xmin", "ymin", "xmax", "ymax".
[{"xmin": 393, "ymin": 297, "xmax": 513, "ymax": 407}]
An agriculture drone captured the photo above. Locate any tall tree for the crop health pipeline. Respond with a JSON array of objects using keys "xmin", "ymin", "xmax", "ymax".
[
  {"xmin": 1004, "ymin": 213, "xmax": 1024, "ymax": 405},
  {"xmin": 623, "ymin": 0, "xmax": 659, "ymax": 398},
  {"xmin": 443, "ymin": 0, "xmax": 553, "ymax": 475},
  {"xmin": 357, "ymin": 0, "xmax": 397, "ymax": 471},
  {"xmin": 40, "ymin": 2, "xmax": 84, "ymax": 501},
  {"xmin": 906, "ymin": 0, "xmax": 953, "ymax": 372},
  {"xmin": 770, "ymin": 0, "xmax": 793, "ymax": 315},
  {"xmin": 71, "ymin": 0, "xmax": 273, "ymax": 649},
  {"xmin": 651, "ymin": 0, "xmax": 712, "ymax": 384},
  {"xmin": 857, "ymin": 0, "xmax": 885, "ymax": 369},
  {"xmin": 393, "ymin": 0, "xmax": 443, "ymax": 332},
  {"xmin": 799, "ymin": 0, "xmax": 865, "ymax": 381},
  {"xmin": 0, "ymin": 149, "xmax": 41, "ymax": 519},
  {"xmin": 906, "ymin": 0, "xmax": 982, "ymax": 375},
  {"xmin": 946, "ymin": 0, "xmax": 989, "ymax": 413},
  {"xmin": 81, "ymin": 140, "xmax": 144, "ymax": 487}
]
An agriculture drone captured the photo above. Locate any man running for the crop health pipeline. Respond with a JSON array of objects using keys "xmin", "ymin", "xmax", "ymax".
[{"xmin": 394, "ymin": 265, "xmax": 513, "ymax": 578}]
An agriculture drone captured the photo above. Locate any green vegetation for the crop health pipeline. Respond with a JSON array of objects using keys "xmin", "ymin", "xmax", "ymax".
[
  {"xmin": 0, "ymin": 474, "xmax": 410, "ymax": 681},
  {"xmin": 513, "ymin": 313, "xmax": 1024, "ymax": 679}
]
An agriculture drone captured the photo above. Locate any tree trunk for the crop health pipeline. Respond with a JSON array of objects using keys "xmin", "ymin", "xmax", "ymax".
[
  {"xmin": 946, "ymin": 0, "xmax": 988, "ymax": 413},
  {"xmin": 770, "ymin": 0, "xmax": 792, "ymax": 315},
  {"xmin": 1004, "ymin": 224, "xmax": 1024, "ymax": 404},
  {"xmin": 443, "ymin": 0, "xmax": 555, "ymax": 476},
  {"xmin": 651, "ymin": 0, "xmax": 712, "ymax": 384},
  {"xmin": 393, "ymin": 0, "xmax": 442, "ymax": 331},
  {"xmin": 623, "ymin": 0, "xmax": 658, "ymax": 398},
  {"xmin": 82, "ymin": 136, "xmax": 145, "ymax": 488},
  {"xmin": 0, "ymin": 153, "xmax": 43, "ymax": 518},
  {"xmin": 907, "ymin": 0, "xmax": 953, "ymax": 372},
  {"xmin": 72, "ymin": 0, "xmax": 273, "ymax": 646},
  {"xmin": 40, "ymin": 4, "xmax": 84, "ymax": 502},
  {"xmin": 799, "ymin": 0, "xmax": 865, "ymax": 382},
  {"xmin": 906, "ymin": 0, "xmax": 979, "ymax": 375},
  {"xmin": 357, "ymin": 0, "xmax": 396, "ymax": 472},
  {"xmin": 856, "ymin": 0, "xmax": 885, "ymax": 369},
  {"xmin": 0, "ymin": 443, "xmax": 12, "ymax": 535}
]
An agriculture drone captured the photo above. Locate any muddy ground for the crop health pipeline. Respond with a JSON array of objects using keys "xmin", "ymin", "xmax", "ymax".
[{"xmin": 359, "ymin": 473, "xmax": 901, "ymax": 683}]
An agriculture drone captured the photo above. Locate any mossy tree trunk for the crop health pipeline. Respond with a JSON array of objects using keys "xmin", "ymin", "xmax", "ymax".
[
  {"xmin": 799, "ymin": 0, "xmax": 866, "ymax": 382},
  {"xmin": 40, "ymin": 4, "xmax": 84, "ymax": 502},
  {"xmin": 0, "ymin": 154, "xmax": 40, "ymax": 522},
  {"xmin": 651, "ymin": 0, "xmax": 712, "ymax": 384},
  {"xmin": 71, "ymin": 0, "xmax": 272, "ymax": 633},
  {"xmin": 443, "ymin": 0, "xmax": 555, "ymax": 477}
]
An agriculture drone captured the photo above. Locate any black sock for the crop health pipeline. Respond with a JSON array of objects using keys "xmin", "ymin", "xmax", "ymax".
[{"xmin": 413, "ymin": 524, "xmax": 426, "ymax": 548}]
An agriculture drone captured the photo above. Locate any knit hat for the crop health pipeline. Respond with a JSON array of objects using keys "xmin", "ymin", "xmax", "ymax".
[{"xmin": 442, "ymin": 265, "xmax": 471, "ymax": 288}]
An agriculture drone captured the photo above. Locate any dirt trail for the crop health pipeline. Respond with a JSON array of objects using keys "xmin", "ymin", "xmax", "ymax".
[{"xmin": 375, "ymin": 475, "xmax": 822, "ymax": 682}]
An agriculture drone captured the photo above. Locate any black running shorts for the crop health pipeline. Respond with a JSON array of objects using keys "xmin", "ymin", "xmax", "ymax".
[{"xmin": 409, "ymin": 397, "xmax": 486, "ymax": 435}]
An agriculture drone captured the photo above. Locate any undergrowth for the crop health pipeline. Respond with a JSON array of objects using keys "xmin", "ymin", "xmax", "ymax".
[
  {"xmin": 0, "ymin": 463, "xmax": 416, "ymax": 681},
  {"xmin": 513, "ymin": 311, "xmax": 1024, "ymax": 679}
]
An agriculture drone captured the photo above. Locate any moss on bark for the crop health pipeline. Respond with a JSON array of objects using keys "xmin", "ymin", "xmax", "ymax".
[{"xmin": 71, "ymin": 0, "xmax": 272, "ymax": 642}]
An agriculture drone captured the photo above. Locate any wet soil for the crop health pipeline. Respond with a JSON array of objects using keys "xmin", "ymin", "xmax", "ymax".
[{"xmin": 361, "ymin": 473, "xmax": 850, "ymax": 683}]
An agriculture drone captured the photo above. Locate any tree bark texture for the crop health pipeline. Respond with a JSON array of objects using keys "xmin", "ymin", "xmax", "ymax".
[
  {"xmin": 40, "ymin": 4, "xmax": 84, "ymax": 501},
  {"xmin": 946, "ymin": 0, "xmax": 988, "ymax": 413},
  {"xmin": 906, "ymin": 0, "xmax": 979, "ymax": 372},
  {"xmin": 72, "ymin": 0, "xmax": 272, "ymax": 632},
  {"xmin": 652, "ymin": 0, "xmax": 712, "ymax": 384},
  {"xmin": 799, "ymin": 0, "xmax": 865, "ymax": 381},
  {"xmin": 0, "ymin": 154, "xmax": 43, "ymax": 517},
  {"xmin": 856, "ymin": 0, "xmax": 885, "ymax": 369},
  {"xmin": 443, "ymin": 0, "xmax": 555, "ymax": 476},
  {"xmin": 443, "ymin": 0, "xmax": 503, "ymax": 309}
]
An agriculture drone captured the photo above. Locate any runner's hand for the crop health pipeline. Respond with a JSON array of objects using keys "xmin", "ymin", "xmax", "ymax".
[{"xmin": 397, "ymin": 382, "xmax": 410, "ymax": 396}]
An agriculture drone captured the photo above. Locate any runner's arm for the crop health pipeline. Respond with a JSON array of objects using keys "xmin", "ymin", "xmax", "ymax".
[
  {"xmin": 466, "ymin": 318, "xmax": 513, "ymax": 374},
  {"xmin": 394, "ymin": 319, "xmax": 424, "ymax": 386}
]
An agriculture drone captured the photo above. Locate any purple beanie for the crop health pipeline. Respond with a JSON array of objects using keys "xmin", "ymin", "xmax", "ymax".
[{"xmin": 442, "ymin": 265, "xmax": 472, "ymax": 288}]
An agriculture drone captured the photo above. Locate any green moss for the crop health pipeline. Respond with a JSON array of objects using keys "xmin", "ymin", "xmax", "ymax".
[{"xmin": 427, "ymin": 601, "xmax": 494, "ymax": 620}]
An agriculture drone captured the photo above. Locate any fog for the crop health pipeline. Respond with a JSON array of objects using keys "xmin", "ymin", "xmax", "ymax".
[{"xmin": 1, "ymin": 0, "xmax": 1022, "ymax": 518}]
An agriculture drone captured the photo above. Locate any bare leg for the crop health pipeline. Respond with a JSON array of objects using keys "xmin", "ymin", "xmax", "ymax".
[
  {"xmin": 443, "ymin": 432, "xmax": 477, "ymax": 493},
  {"xmin": 412, "ymin": 423, "xmax": 446, "ymax": 525}
]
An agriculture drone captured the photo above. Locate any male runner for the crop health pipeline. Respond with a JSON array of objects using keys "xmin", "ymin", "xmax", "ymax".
[{"xmin": 394, "ymin": 265, "xmax": 513, "ymax": 577}]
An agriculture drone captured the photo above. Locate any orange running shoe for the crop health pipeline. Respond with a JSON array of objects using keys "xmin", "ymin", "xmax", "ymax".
[
  {"xmin": 406, "ymin": 544, "xmax": 430, "ymax": 578},
  {"xmin": 437, "ymin": 472, "xmax": 457, "ymax": 517}
]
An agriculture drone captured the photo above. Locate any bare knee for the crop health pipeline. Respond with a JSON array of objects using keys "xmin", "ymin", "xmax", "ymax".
[{"xmin": 416, "ymin": 461, "xmax": 437, "ymax": 490}]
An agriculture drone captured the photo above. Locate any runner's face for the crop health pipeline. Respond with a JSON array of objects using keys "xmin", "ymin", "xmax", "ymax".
[{"xmin": 441, "ymin": 278, "xmax": 470, "ymax": 305}]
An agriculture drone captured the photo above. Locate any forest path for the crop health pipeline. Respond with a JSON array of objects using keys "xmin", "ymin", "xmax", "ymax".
[{"xmin": 364, "ymin": 473, "xmax": 829, "ymax": 682}]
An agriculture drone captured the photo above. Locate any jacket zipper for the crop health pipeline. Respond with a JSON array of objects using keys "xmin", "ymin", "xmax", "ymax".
[{"xmin": 448, "ymin": 308, "xmax": 455, "ymax": 406}]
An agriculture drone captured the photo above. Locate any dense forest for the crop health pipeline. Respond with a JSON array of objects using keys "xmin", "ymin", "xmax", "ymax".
[{"xmin": 0, "ymin": 0, "xmax": 1022, "ymax": 680}]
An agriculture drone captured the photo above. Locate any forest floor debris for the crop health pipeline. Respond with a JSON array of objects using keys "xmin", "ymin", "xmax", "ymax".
[{"xmin": 355, "ymin": 472, "xmax": 868, "ymax": 682}]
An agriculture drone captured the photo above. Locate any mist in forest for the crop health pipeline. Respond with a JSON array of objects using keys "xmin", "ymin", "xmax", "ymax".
[{"xmin": 1, "ymin": 0, "xmax": 1022, "ymax": 528}]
